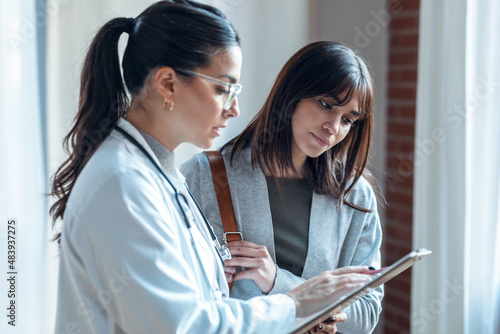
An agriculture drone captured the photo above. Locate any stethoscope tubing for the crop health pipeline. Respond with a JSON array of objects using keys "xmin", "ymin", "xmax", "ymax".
[{"xmin": 113, "ymin": 125, "xmax": 227, "ymax": 267}]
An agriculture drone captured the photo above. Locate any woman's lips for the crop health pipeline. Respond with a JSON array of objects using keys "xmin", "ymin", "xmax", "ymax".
[
  {"xmin": 312, "ymin": 133, "xmax": 329, "ymax": 147},
  {"xmin": 213, "ymin": 125, "xmax": 226, "ymax": 137}
]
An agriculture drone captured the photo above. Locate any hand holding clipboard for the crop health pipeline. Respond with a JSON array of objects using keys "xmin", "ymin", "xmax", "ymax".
[{"xmin": 290, "ymin": 249, "xmax": 432, "ymax": 334}]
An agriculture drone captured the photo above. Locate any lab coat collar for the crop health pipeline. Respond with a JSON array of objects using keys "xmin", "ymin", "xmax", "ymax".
[{"xmin": 114, "ymin": 118, "xmax": 185, "ymax": 183}]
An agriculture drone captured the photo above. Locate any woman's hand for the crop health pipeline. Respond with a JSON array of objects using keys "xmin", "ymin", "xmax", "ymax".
[
  {"xmin": 223, "ymin": 240, "xmax": 277, "ymax": 294},
  {"xmin": 306, "ymin": 312, "xmax": 346, "ymax": 334},
  {"xmin": 286, "ymin": 266, "xmax": 373, "ymax": 318}
]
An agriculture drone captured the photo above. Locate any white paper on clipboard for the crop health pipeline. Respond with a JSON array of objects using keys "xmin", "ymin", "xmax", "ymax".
[{"xmin": 290, "ymin": 248, "xmax": 432, "ymax": 334}]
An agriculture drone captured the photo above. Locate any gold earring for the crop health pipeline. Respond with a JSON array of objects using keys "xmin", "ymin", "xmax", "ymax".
[{"xmin": 163, "ymin": 100, "xmax": 174, "ymax": 112}]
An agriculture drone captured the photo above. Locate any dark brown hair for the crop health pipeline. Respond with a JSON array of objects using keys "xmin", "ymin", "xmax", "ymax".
[
  {"xmin": 228, "ymin": 41, "xmax": 374, "ymax": 211},
  {"xmin": 50, "ymin": 0, "xmax": 240, "ymax": 243}
]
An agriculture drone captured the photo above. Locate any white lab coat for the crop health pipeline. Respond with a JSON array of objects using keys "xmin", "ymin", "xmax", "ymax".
[{"xmin": 54, "ymin": 118, "xmax": 295, "ymax": 334}]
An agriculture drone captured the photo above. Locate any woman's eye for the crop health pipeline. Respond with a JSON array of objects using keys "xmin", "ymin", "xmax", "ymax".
[
  {"xmin": 342, "ymin": 118, "xmax": 357, "ymax": 126},
  {"xmin": 318, "ymin": 99, "xmax": 331, "ymax": 109},
  {"xmin": 216, "ymin": 86, "xmax": 229, "ymax": 94}
]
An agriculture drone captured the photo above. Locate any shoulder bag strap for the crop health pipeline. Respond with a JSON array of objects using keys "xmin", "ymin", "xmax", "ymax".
[
  {"xmin": 205, "ymin": 151, "xmax": 243, "ymax": 244},
  {"xmin": 205, "ymin": 150, "xmax": 242, "ymax": 293}
]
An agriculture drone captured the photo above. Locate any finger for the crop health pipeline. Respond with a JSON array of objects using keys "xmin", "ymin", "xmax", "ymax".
[
  {"xmin": 329, "ymin": 312, "xmax": 346, "ymax": 323},
  {"xmin": 227, "ymin": 240, "xmax": 263, "ymax": 249},
  {"xmin": 336, "ymin": 280, "xmax": 373, "ymax": 293},
  {"xmin": 324, "ymin": 324, "xmax": 337, "ymax": 334},
  {"xmin": 224, "ymin": 265, "xmax": 237, "ymax": 275},
  {"xmin": 329, "ymin": 266, "xmax": 371, "ymax": 275},
  {"xmin": 225, "ymin": 273, "xmax": 233, "ymax": 283},
  {"xmin": 341, "ymin": 273, "xmax": 374, "ymax": 282},
  {"xmin": 227, "ymin": 245, "xmax": 270, "ymax": 258},
  {"xmin": 318, "ymin": 277, "xmax": 373, "ymax": 300},
  {"xmin": 313, "ymin": 273, "xmax": 372, "ymax": 291},
  {"xmin": 232, "ymin": 268, "xmax": 262, "ymax": 282},
  {"xmin": 324, "ymin": 272, "xmax": 375, "ymax": 285},
  {"xmin": 315, "ymin": 323, "xmax": 336, "ymax": 333},
  {"xmin": 225, "ymin": 256, "xmax": 266, "ymax": 269}
]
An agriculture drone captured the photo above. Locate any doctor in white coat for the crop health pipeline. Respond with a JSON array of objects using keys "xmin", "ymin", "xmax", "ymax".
[{"xmin": 50, "ymin": 1, "xmax": 373, "ymax": 333}]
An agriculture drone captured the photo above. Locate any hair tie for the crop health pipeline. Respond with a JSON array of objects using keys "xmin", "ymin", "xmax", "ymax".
[{"xmin": 125, "ymin": 17, "xmax": 135, "ymax": 35}]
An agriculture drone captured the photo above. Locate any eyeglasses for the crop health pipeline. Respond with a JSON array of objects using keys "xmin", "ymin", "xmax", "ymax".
[{"xmin": 177, "ymin": 69, "xmax": 242, "ymax": 110}]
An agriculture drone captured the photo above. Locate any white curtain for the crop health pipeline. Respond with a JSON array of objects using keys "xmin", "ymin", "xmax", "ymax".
[
  {"xmin": 0, "ymin": 0, "xmax": 50, "ymax": 333},
  {"xmin": 413, "ymin": 0, "xmax": 500, "ymax": 333}
]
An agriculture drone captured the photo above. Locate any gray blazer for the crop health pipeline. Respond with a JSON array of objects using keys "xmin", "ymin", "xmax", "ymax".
[{"xmin": 181, "ymin": 146, "xmax": 384, "ymax": 334}]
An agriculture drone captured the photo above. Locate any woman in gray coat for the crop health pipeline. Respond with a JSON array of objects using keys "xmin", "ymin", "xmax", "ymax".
[{"xmin": 181, "ymin": 41, "xmax": 383, "ymax": 334}]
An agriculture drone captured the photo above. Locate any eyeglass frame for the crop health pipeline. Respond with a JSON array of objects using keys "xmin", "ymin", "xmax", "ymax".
[{"xmin": 176, "ymin": 69, "xmax": 242, "ymax": 110}]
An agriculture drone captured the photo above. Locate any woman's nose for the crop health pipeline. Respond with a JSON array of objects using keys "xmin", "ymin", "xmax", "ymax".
[
  {"xmin": 323, "ymin": 118, "xmax": 340, "ymax": 135},
  {"xmin": 225, "ymin": 97, "xmax": 240, "ymax": 118}
]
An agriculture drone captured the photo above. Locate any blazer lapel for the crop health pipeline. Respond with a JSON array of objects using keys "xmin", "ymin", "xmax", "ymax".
[
  {"xmin": 302, "ymin": 193, "xmax": 343, "ymax": 278},
  {"xmin": 223, "ymin": 148, "xmax": 278, "ymax": 261}
]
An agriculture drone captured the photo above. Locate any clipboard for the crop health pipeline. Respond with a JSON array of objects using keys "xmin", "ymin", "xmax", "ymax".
[{"xmin": 290, "ymin": 248, "xmax": 432, "ymax": 334}]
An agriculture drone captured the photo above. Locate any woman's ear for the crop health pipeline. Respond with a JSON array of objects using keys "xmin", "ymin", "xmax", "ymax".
[{"xmin": 154, "ymin": 66, "xmax": 176, "ymax": 101}]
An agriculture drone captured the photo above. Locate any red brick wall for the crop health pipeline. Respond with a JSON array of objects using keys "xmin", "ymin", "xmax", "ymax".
[{"xmin": 382, "ymin": 0, "xmax": 420, "ymax": 333}]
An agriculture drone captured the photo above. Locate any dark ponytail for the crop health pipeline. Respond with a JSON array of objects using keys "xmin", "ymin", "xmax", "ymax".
[{"xmin": 50, "ymin": 0, "xmax": 240, "ymax": 244}]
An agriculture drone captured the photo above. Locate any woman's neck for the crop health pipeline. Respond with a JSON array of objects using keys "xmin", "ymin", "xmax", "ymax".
[
  {"xmin": 261, "ymin": 155, "xmax": 308, "ymax": 180},
  {"xmin": 126, "ymin": 100, "xmax": 179, "ymax": 152}
]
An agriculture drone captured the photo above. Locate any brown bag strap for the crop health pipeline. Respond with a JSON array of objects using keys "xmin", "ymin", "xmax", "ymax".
[
  {"xmin": 206, "ymin": 151, "xmax": 242, "ymax": 294},
  {"xmin": 205, "ymin": 151, "xmax": 243, "ymax": 244}
]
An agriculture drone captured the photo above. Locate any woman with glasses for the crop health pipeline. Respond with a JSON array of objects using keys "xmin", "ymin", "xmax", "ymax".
[
  {"xmin": 182, "ymin": 41, "xmax": 383, "ymax": 334},
  {"xmin": 50, "ymin": 1, "xmax": 373, "ymax": 333}
]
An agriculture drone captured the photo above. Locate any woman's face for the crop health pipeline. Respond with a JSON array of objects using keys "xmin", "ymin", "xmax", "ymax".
[
  {"xmin": 174, "ymin": 46, "xmax": 242, "ymax": 149},
  {"xmin": 290, "ymin": 92, "xmax": 361, "ymax": 165}
]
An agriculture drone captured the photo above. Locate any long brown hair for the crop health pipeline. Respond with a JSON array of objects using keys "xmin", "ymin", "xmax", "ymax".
[
  {"xmin": 228, "ymin": 41, "xmax": 374, "ymax": 211},
  {"xmin": 50, "ymin": 0, "xmax": 240, "ymax": 243}
]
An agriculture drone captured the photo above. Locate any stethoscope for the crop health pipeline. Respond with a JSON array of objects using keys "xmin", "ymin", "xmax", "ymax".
[{"xmin": 114, "ymin": 125, "xmax": 231, "ymax": 296}]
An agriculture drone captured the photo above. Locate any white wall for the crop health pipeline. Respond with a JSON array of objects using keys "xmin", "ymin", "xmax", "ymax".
[
  {"xmin": 46, "ymin": 0, "xmax": 157, "ymax": 176},
  {"xmin": 313, "ymin": 0, "xmax": 389, "ymax": 194}
]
